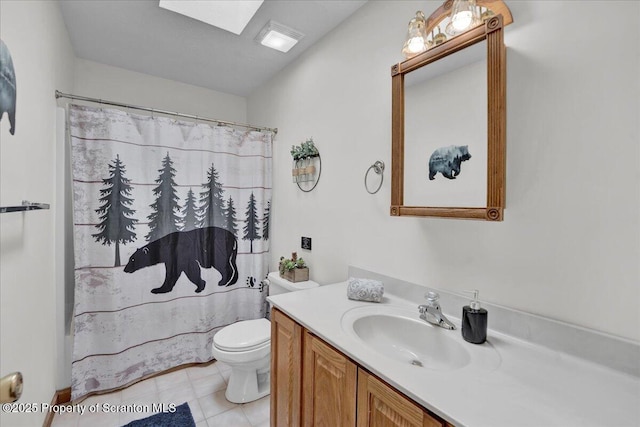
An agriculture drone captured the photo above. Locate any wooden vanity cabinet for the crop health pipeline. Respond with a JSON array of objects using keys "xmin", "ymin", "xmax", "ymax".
[
  {"xmin": 303, "ymin": 331, "xmax": 357, "ymax": 426},
  {"xmin": 271, "ymin": 308, "xmax": 450, "ymax": 427},
  {"xmin": 271, "ymin": 308, "xmax": 303, "ymax": 427},
  {"xmin": 357, "ymin": 370, "xmax": 446, "ymax": 427}
]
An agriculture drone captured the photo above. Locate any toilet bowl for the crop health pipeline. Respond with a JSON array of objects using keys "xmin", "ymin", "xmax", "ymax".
[
  {"xmin": 211, "ymin": 272, "xmax": 319, "ymax": 403},
  {"xmin": 211, "ymin": 318, "xmax": 271, "ymax": 403}
]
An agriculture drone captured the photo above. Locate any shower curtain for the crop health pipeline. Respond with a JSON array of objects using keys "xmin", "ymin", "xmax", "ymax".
[{"xmin": 69, "ymin": 104, "xmax": 272, "ymax": 400}]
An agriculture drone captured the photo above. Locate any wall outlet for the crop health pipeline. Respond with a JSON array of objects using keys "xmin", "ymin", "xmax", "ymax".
[{"xmin": 301, "ymin": 236, "xmax": 312, "ymax": 250}]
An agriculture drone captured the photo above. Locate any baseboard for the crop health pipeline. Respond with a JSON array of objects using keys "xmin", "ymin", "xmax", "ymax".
[{"xmin": 42, "ymin": 387, "xmax": 71, "ymax": 427}]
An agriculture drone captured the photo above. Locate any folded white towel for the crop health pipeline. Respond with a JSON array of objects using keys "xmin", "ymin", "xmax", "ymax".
[{"xmin": 347, "ymin": 277, "xmax": 384, "ymax": 303}]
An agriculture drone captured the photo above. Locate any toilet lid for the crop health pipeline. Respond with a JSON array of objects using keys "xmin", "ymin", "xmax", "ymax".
[{"xmin": 214, "ymin": 318, "xmax": 271, "ymax": 352}]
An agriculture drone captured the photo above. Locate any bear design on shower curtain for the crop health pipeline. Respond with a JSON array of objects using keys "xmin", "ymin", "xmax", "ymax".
[{"xmin": 124, "ymin": 226, "xmax": 239, "ymax": 293}]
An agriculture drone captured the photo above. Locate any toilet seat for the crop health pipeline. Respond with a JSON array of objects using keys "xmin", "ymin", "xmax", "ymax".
[{"xmin": 214, "ymin": 318, "xmax": 270, "ymax": 352}]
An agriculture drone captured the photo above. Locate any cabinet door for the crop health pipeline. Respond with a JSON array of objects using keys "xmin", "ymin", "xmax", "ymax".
[
  {"xmin": 303, "ymin": 331, "xmax": 357, "ymax": 427},
  {"xmin": 271, "ymin": 308, "xmax": 303, "ymax": 427},
  {"xmin": 357, "ymin": 370, "xmax": 446, "ymax": 427}
]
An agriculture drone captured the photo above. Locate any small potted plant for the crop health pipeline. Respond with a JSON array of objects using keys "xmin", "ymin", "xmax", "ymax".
[{"xmin": 279, "ymin": 252, "xmax": 309, "ymax": 282}]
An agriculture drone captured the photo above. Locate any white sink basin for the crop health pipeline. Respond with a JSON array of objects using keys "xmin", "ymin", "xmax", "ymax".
[{"xmin": 341, "ymin": 305, "xmax": 501, "ymax": 371}]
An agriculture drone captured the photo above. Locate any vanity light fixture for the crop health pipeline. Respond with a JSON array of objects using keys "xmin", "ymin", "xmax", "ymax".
[
  {"xmin": 479, "ymin": 6, "xmax": 495, "ymax": 22},
  {"xmin": 401, "ymin": 0, "xmax": 510, "ymax": 56},
  {"xmin": 402, "ymin": 11, "xmax": 428, "ymax": 59},
  {"xmin": 432, "ymin": 26, "xmax": 447, "ymax": 46},
  {"xmin": 446, "ymin": 0, "xmax": 482, "ymax": 35},
  {"xmin": 255, "ymin": 20, "xmax": 304, "ymax": 53}
]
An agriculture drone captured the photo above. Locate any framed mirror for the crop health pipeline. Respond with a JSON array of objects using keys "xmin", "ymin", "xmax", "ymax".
[{"xmin": 391, "ymin": 4, "xmax": 511, "ymax": 221}]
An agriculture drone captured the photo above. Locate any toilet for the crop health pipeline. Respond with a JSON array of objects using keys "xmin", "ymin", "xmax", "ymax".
[{"xmin": 211, "ymin": 271, "xmax": 319, "ymax": 403}]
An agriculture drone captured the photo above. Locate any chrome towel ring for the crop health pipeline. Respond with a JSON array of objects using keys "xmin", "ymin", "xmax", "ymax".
[{"xmin": 365, "ymin": 160, "xmax": 385, "ymax": 194}]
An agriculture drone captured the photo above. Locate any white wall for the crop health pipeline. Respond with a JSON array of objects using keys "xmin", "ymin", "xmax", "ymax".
[
  {"xmin": 248, "ymin": 1, "xmax": 640, "ymax": 342},
  {"xmin": 73, "ymin": 58, "xmax": 247, "ymax": 123},
  {"xmin": 0, "ymin": 1, "xmax": 75, "ymax": 425}
]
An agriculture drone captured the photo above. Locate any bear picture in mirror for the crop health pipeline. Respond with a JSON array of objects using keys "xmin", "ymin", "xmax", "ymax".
[
  {"xmin": 404, "ymin": 41, "xmax": 486, "ymax": 208},
  {"xmin": 391, "ymin": 13, "xmax": 507, "ymax": 221},
  {"xmin": 428, "ymin": 145, "xmax": 472, "ymax": 181}
]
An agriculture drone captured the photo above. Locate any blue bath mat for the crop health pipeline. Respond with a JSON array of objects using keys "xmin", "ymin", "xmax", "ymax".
[{"xmin": 122, "ymin": 402, "xmax": 195, "ymax": 427}]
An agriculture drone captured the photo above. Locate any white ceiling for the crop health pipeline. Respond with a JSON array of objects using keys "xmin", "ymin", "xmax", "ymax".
[{"xmin": 59, "ymin": 0, "xmax": 368, "ymax": 97}]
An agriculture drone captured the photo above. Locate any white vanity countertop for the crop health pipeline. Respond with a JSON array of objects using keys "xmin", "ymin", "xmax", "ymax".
[{"xmin": 268, "ymin": 282, "xmax": 640, "ymax": 427}]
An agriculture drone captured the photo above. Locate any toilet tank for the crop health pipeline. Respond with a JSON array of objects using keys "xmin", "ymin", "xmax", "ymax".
[{"xmin": 267, "ymin": 271, "xmax": 319, "ymax": 296}]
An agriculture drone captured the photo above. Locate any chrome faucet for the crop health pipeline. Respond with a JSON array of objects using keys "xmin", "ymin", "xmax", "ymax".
[{"xmin": 418, "ymin": 292, "xmax": 456, "ymax": 330}]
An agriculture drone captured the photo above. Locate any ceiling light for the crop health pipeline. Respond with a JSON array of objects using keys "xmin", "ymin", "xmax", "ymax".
[
  {"xmin": 159, "ymin": 0, "xmax": 264, "ymax": 35},
  {"xmin": 255, "ymin": 21, "xmax": 304, "ymax": 53}
]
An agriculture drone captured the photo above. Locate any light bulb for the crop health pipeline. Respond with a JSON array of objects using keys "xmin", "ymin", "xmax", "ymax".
[
  {"xmin": 402, "ymin": 11, "xmax": 428, "ymax": 59},
  {"xmin": 451, "ymin": 10, "xmax": 473, "ymax": 31},
  {"xmin": 446, "ymin": 0, "xmax": 480, "ymax": 35},
  {"xmin": 407, "ymin": 36, "xmax": 426, "ymax": 54}
]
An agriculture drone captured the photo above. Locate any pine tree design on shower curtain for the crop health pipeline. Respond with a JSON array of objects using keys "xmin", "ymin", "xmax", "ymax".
[
  {"xmin": 199, "ymin": 164, "xmax": 226, "ymax": 228},
  {"xmin": 92, "ymin": 154, "xmax": 138, "ymax": 267},
  {"xmin": 146, "ymin": 152, "xmax": 182, "ymax": 241},
  {"xmin": 262, "ymin": 200, "xmax": 271, "ymax": 241},
  {"xmin": 243, "ymin": 192, "xmax": 261, "ymax": 253},
  {"xmin": 225, "ymin": 196, "xmax": 239, "ymax": 237},
  {"xmin": 182, "ymin": 188, "xmax": 198, "ymax": 232}
]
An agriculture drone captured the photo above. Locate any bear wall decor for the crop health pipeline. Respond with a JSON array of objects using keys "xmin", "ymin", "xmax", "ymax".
[{"xmin": 0, "ymin": 40, "xmax": 17, "ymax": 135}]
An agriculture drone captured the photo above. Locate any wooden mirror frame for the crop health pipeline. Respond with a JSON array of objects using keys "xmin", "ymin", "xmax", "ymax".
[{"xmin": 391, "ymin": 3, "xmax": 511, "ymax": 221}]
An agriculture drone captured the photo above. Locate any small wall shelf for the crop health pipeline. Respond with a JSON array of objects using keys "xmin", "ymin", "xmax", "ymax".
[
  {"xmin": 291, "ymin": 138, "xmax": 321, "ymax": 193},
  {"xmin": 294, "ymin": 154, "xmax": 322, "ymax": 193},
  {"xmin": 0, "ymin": 201, "xmax": 50, "ymax": 214}
]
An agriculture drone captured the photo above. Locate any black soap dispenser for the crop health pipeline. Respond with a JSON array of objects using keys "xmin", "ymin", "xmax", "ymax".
[{"xmin": 462, "ymin": 290, "xmax": 487, "ymax": 344}]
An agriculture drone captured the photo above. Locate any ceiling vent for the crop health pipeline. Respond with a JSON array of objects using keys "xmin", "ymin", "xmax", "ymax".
[{"xmin": 255, "ymin": 20, "xmax": 305, "ymax": 53}]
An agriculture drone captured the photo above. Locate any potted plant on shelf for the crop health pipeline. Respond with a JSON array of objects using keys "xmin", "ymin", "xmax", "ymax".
[{"xmin": 279, "ymin": 252, "xmax": 309, "ymax": 282}]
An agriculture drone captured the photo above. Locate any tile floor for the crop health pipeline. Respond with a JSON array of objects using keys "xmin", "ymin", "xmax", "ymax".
[{"xmin": 51, "ymin": 362, "xmax": 270, "ymax": 427}]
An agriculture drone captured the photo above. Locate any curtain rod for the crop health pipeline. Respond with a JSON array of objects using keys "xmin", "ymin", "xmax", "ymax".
[{"xmin": 54, "ymin": 90, "xmax": 278, "ymax": 135}]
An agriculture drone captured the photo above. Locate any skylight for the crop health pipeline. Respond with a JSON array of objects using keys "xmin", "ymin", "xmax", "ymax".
[{"xmin": 159, "ymin": 0, "xmax": 264, "ymax": 35}]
